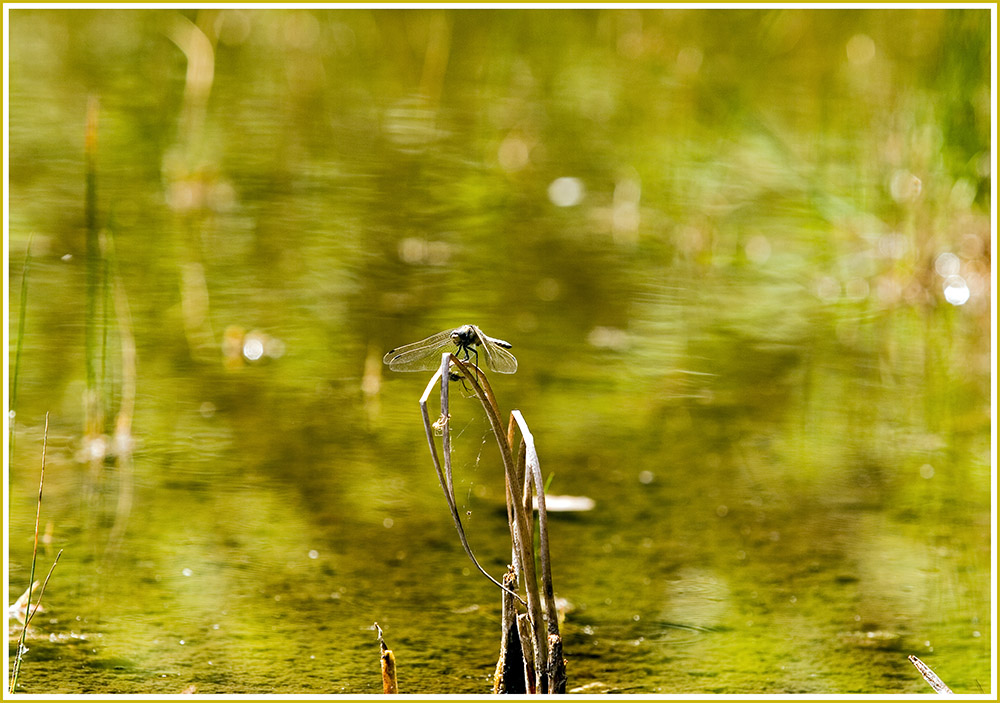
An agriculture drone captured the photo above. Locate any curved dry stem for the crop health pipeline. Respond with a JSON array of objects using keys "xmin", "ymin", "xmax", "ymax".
[
  {"xmin": 419, "ymin": 354, "xmax": 522, "ymax": 603},
  {"xmin": 504, "ymin": 413, "xmax": 529, "ymax": 579}
]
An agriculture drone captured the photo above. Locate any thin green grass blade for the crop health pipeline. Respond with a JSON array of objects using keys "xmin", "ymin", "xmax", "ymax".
[{"xmin": 9, "ymin": 238, "xmax": 32, "ymax": 465}]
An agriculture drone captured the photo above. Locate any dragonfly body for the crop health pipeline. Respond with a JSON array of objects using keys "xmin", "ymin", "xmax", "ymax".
[
  {"xmin": 451, "ymin": 324, "xmax": 511, "ymax": 353},
  {"xmin": 383, "ymin": 324, "xmax": 518, "ymax": 374}
]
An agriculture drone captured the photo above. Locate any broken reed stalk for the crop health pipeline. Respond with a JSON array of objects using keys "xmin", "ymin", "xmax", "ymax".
[
  {"xmin": 418, "ymin": 353, "xmax": 564, "ymax": 693},
  {"xmin": 908, "ymin": 655, "xmax": 954, "ymax": 694},
  {"xmin": 449, "ymin": 357, "xmax": 546, "ymax": 690},
  {"xmin": 493, "ymin": 567, "xmax": 527, "ymax": 694},
  {"xmin": 9, "ymin": 414, "xmax": 63, "ymax": 694},
  {"xmin": 509, "ymin": 410, "xmax": 566, "ymax": 693},
  {"xmin": 375, "ymin": 623, "xmax": 398, "ymax": 694}
]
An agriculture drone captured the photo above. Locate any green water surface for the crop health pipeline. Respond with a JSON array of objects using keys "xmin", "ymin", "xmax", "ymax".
[{"xmin": 6, "ymin": 7, "xmax": 993, "ymax": 695}]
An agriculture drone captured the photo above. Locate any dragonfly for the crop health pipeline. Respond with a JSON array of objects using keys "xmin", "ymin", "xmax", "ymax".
[{"xmin": 383, "ymin": 324, "xmax": 518, "ymax": 374}]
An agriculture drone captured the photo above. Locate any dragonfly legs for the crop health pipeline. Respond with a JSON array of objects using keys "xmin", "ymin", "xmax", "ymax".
[{"xmin": 451, "ymin": 345, "xmax": 482, "ymax": 393}]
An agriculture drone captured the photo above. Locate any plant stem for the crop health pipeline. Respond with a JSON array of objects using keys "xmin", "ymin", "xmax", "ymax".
[
  {"xmin": 9, "ymin": 413, "xmax": 49, "ymax": 694},
  {"xmin": 451, "ymin": 359, "xmax": 547, "ymax": 691},
  {"xmin": 417, "ymin": 356, "xmax": 521, "ymax": 602}
]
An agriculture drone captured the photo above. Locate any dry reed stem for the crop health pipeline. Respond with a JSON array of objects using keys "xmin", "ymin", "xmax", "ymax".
[
  {"xmin": 507, "ymin": 410, "xmax": 563, "ymax": 692},
  {"xmin": 511, "ymin": 411, "xmax": 559, "ymax": 637},
  {"xmin": 908, "ymin": 655, "xmax": 953, "ymax": 694},
  {"xmin": 417, "ymin": 356, "xmax": 520, "ymax": 601},
  {"xmin": 376, "ymin": 623, "xmax": 399, "ymax": 694},
  {"xmin": 493, "ymin": 567, "xmax": 527, "ymax": 693},
  {"xmin": 415, "ymin": 353, "xmax": 564, "ymax": 693},
  {"xmin": 446, "ymin": 358, "xmax": 549, "ymax": 691},
  {"xmin": 515, "ymin": 612, "xmax": 537, "ymax": 693}
]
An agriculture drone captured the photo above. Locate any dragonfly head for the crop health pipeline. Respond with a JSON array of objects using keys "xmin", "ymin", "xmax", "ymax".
[{"xmin": 451, "ymin": 325, "xmax": 476, "ymax": 348}]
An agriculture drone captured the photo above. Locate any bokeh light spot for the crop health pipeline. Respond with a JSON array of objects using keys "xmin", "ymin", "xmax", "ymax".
[
  {"xmin": 846, "ymin": 34, "xmax": 876, "ymax": 65},
  {"xmin": 548, "ymin": 177, "xmax": 585, "ymax": 207},
  {"xmin": 934, "ymin": 252, "xmax": 960, "ymax": 277},
  {"xmin": 943, "ymin": 275, "xmax": 970, "ymax": 306}
]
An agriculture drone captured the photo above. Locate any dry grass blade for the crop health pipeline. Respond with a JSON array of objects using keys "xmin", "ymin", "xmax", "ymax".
[{"xmin": 908, "ymin": 655, "xmax": 954, "ymax": 694}]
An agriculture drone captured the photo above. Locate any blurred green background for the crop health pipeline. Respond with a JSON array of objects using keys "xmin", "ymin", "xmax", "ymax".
[{"xmin": 6, "ymin": 7, "xmax": 993, "ymax": 694}]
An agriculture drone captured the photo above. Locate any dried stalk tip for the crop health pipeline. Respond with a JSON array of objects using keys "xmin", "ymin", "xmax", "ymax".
[
  {"xmin": 375, "ymin": 623, "xmax": 398, "ymax": 694},
  {"xmin": 381, "ymin": 647, "xmax": 398, "ymax": 694}
]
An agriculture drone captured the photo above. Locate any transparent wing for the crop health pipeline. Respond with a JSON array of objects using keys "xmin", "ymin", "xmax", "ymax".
[
  {"xmin": 383, "ymin": 329, "xmax": 456, "ymax": 372},
  {"xmin": 473, "ymin": 326, "xmax": 518, "ymax": 374}
]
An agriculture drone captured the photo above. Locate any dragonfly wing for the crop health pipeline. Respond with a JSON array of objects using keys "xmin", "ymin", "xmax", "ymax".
[
  {"xmin": 485, "ymin": 344, "xmax": 518, "ymax": 374},
  {"xmin": 473, "ymin": 326, "xmax": 518, "ymax": 374},
  {"xmin": 383, "ymin": 329, "xmax": 454, "ymax": 372}
]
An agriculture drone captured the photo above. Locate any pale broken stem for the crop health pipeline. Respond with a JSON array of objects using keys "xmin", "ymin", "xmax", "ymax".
[
  {"xmin": 506, "ymin": 409, "xmax": 564, "ymax": 693},
  {"xmin": 375, "ymin": 622, "xmax": 398, "ymax": 694},
  {"xmin": 511, "ymin": 411, "xmax": 559, "ymax": 639},
  {"xmin": 504, "ymin": 418, "xmax": 531, "ymax": 579},
  {"xmin": 908, "ymin": 655, "xmax": 954, "ymax": 694},
  {"xmin": 418, "ymin": 355, "xmax": 522, "ymax": 602},
  {"xmin": 503, "ymin": 422, "xmax": 528, "ymax": 586}
]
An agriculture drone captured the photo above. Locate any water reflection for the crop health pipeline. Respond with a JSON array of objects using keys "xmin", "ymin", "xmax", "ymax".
[{"xmin": 7, "ymin": 6, "xmax": 993, "ymax": 695}]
